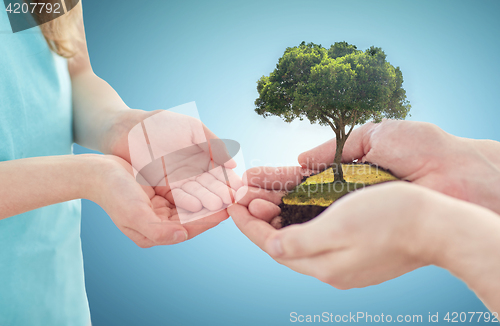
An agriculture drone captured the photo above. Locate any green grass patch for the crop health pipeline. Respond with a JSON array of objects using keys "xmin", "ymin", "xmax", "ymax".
[
  {"xmin": 283, "ymin": 182, "xmax": 366, "ymax": 206},
  {"xmin": 283, "ymin": 164, "xmax": 398, "ymax": 207}
]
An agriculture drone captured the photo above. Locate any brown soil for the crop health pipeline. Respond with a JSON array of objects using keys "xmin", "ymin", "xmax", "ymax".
[
  {"xmin": 278, "ymin": 203, "xmax": 328, "ymax": 227},
  {"xmin": 279, "ymin": 162, "xmax": 398, "ymax": 227}
]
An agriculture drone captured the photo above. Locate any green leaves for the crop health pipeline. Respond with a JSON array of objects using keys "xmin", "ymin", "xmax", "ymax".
[
  {"xmin": 328, "ymin": 41, "xmax": 359, "ymax": 59},
  {"xmin": 255, "ymin": 41, "xmax": 410, "ymax": 130}
]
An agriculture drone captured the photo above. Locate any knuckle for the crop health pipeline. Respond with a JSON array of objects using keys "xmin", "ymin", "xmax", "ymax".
[
  {"xmin": 315, "ymin": 270, "xmax": 336, "ymax": 285},
  {"xmin": 136, "ymin": 242, "xmax": 153, "ymax": 249},
  {"xmin": 332, "ymin": 282, "xmax": 352, "ymax": 290},
  {"xmin": 415, "ymin": 122, "xmax": 448, "ymax": 146},
  {"xmin": 316, "ymin": 272, "xmax": 352, "ymax": 290},
  {"xmin": 421, "ymin": 121, "xmax": 442, "ymax": 135}
]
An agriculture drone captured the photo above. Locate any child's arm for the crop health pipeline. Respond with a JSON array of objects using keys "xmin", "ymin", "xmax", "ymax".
[
  {"xmin": 67, "ymin": 9, "xmax": 240, "ymax": 219},
  {"xmin": 0, "ymin": 154, "xmax": 192, "ymax": 247},
  {"xmin": 0, "ymin": 155, "xmax": 99, "ymax": 219},
  {"xmin": 67, "ymin": 12, "xmax": 135, "ymax": 155}
]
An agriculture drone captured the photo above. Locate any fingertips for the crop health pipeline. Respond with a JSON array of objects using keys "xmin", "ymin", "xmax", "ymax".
[
  {"xmin": 170, "ymin": 188, "xmax": 203, "ymax": 212},
  {"xmin": 235, "ymin": 186, "xmax": 284, "ymax": 206},
  {"xmin": 270, "ymin": 216, "xmax": 283, "ymax": 229},
  {"xmin": 225, "ymin": 168, "xmax": 243, "ymax": 190},
  {"xmin": 297, "ymin": 123, "xmax": 376, "ymax": 170},
  {"xmin": 223, "ymin": 158, "xmax": 237, "ymax": 169},
  {"xmin": 228, "ymin": 204, "xmax": 278, "ymax": 252},
  {"xmin": 248, "ymin": 199, "xmax": 281, "ymax": 223},
  {"xmin": 196, "ymin": 173, "xmax": 234, "ymax": 205},
  {"xmin": 235, "ymin": 186, "xmax": 249, "ymax": 203},
  {"xmin": 341, "ymin": 122, "xmax": 375, "ymax": 162},
  {"xmin": 209, "ymin": 166, "xmax": 243, "ymax": 190},
  {"xmin": 298, "ymin": 139, "xmax": 336, "ymax": 171},
  {"xmin": 187, "ymin": 183, "xmax": 223, "ymax": 211},
  {"xmin": 182, "ymin": 209, "xmax": 229, "ymax": 238},
  {"xmin": 264, "ymin": 219, "xmax": 335, "ymax": 259}
]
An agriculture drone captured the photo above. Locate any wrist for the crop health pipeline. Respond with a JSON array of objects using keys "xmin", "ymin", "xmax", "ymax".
[
  {"xmin": 472, "ymin": 138, "xmax": 500, "ymax": 168},
  {"xmin": 458, "ymin": 138, "xmax": 500, "ymax": 215},
  {"xmin": 424, "ymin": 193, "xmax": 500, "ymax": 311},
  {"xmin": 100, "ymin": 108, "xmax": 137, "ymax": 155},
  {"xmin": 397, "ymin": 186, "xmax": 447, "ymax": 266},
  {"xmin": 103, "ymin": 109, "xmax": 160, "ymax": 160},
  {"xmin": 399, "ymin": 185, "xmax": 484, "ymax": 267},
  {"xmin": 73, "ymin": 154, "xmax": 116, "ymax": 202}
]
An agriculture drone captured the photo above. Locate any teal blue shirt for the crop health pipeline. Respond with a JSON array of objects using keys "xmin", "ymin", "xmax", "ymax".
[{"xmin": 0, "ymin": 8, "xmax": 90, "ymax": 326}]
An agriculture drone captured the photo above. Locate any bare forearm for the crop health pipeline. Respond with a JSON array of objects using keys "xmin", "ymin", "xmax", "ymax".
[
  {"xmin": 70, "ymin": 70, "xmax": 155, "ymax": 162},
  {"xmin": 473, "ymin": 138, "xmax": 500, "ymax": 168},
  {"xmin": 0, "ymin": 155, "xmax": 100, "ymax": 219},
  {"xmin": 431, "ymin": 198, "xmax": 500, "ymax": 312},
  {"xmin": 452, "ymin": 137, "xmax": 500, "ymax": 215},
  {"xmin": 68, "ymin": 8, "xmax": 134, "ymax": 154},
  {"xmin": 71, "ymin": 70, "xmax": 131, "ymax": 153}
]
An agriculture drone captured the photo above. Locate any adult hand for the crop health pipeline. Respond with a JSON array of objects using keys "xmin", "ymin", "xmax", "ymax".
[
  {"xmin": 236, "ymin": 120, "xmax": 500, "ymax": 226},
  {"xmin": 229, "ymin": 119, "xmax": 500, "ymax": 311},
  {"xmin": 230, "ymin": 181, "xmax": 500, "ymax": 292},
  {"xmin": 230, "ymin": 182, "xmax": 435, "ymax": 288},
  {"xmin": 298, "ymin": 119, "xmax": 500, "ymax": 215}
]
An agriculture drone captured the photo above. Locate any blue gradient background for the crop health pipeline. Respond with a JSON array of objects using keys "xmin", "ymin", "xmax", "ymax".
[{"xmin": 74, "ymin": 0, "xmax": 500, "ymax": 325}]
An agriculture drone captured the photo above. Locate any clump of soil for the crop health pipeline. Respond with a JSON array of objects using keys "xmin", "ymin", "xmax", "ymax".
[
  {"xmin": 278, "ymin": 204, "xmax": 328, "ymax": 227},
  {"xmin": 280, "ymin": 163, "xmax": 398, "ymax": 227}
]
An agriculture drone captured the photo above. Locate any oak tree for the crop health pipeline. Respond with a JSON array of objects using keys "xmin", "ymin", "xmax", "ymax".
[{"xmin": 255, "ymin": 41, "xmax": 411, "ymax": 181}]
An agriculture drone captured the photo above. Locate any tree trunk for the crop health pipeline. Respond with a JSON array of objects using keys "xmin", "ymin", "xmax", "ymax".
[{"xmin": 333, "ymin": 136, "xmax": 345, "ymax": 182}]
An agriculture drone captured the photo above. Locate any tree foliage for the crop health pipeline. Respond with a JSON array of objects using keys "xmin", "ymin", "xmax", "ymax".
[{"xmin": 255, "ymin": 41, "xmax": 411, "ymax": 181}]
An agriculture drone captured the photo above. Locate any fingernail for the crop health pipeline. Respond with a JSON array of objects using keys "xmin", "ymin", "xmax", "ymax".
[
  {"xmin": 174, "ymin": 230, "xmax": 188, "ymax": 243},
  {"xmin": 269, "ymin": 238, "xmax": 283, "ymax": 257}
]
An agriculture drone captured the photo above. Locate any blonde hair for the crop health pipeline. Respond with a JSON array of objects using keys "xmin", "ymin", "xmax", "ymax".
[{"xmin": 38, "ymin": 1, "xmax": 82, "ymax": 58}]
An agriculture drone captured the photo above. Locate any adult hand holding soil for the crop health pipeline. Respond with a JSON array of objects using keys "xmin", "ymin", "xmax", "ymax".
[
  {"xmin": 229, "ymin": 182, "xmax": 500, "ymax": 312},
  {"xmin": 299, "ymin": 119, "xmax": 500, "ymax": 215}
]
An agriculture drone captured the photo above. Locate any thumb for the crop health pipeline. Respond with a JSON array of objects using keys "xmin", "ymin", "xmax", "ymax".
[
  {"xmin": 297, "ymin": 123, "xmax": 375, "ymax": 170},
  {"xmin": 265, "ymin": 212, "xmax": 341, "ymax": 259},
  {"xmin": 297, "ymin": 138, "xmax": 337, "ymax": 171}
]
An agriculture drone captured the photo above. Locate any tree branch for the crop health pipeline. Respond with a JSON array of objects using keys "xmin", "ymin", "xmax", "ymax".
[
  {"xmin": 346, "ymin": 110, "xmax": 358, "ymax": 138},
  {"xmin": 320, "ymin": 114, "xmax": 338, "ymax": 134},
  {"xmin": 325, "ymin": 112, "xmax": 340, "ymax": 128}
]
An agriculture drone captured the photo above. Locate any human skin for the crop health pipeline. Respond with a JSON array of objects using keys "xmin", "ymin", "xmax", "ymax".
[
  {"xmin": 229, "ymin": 182, "xmax": 500, "ymax": 313},
  {"xmin": 229, "ymin": 120, "xmax": 500, "ymax": 312},
  {"xmin": 235, "ymin": 119, "xmax": 500, "ymax": 225},
  {"xmin": 0, "ymin": 5, "xmax": 239, "ymax": 247},
  {"xmin": 298, "ymin": 119, "xmax": 500, "ymax": 215},
  {"xmin": 65, "ymin": 6, "xmax": 240, "ymax": 244},
  {"xmin": 0, "ymin": 154, "xmax": 231, "ymax": 247}
]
